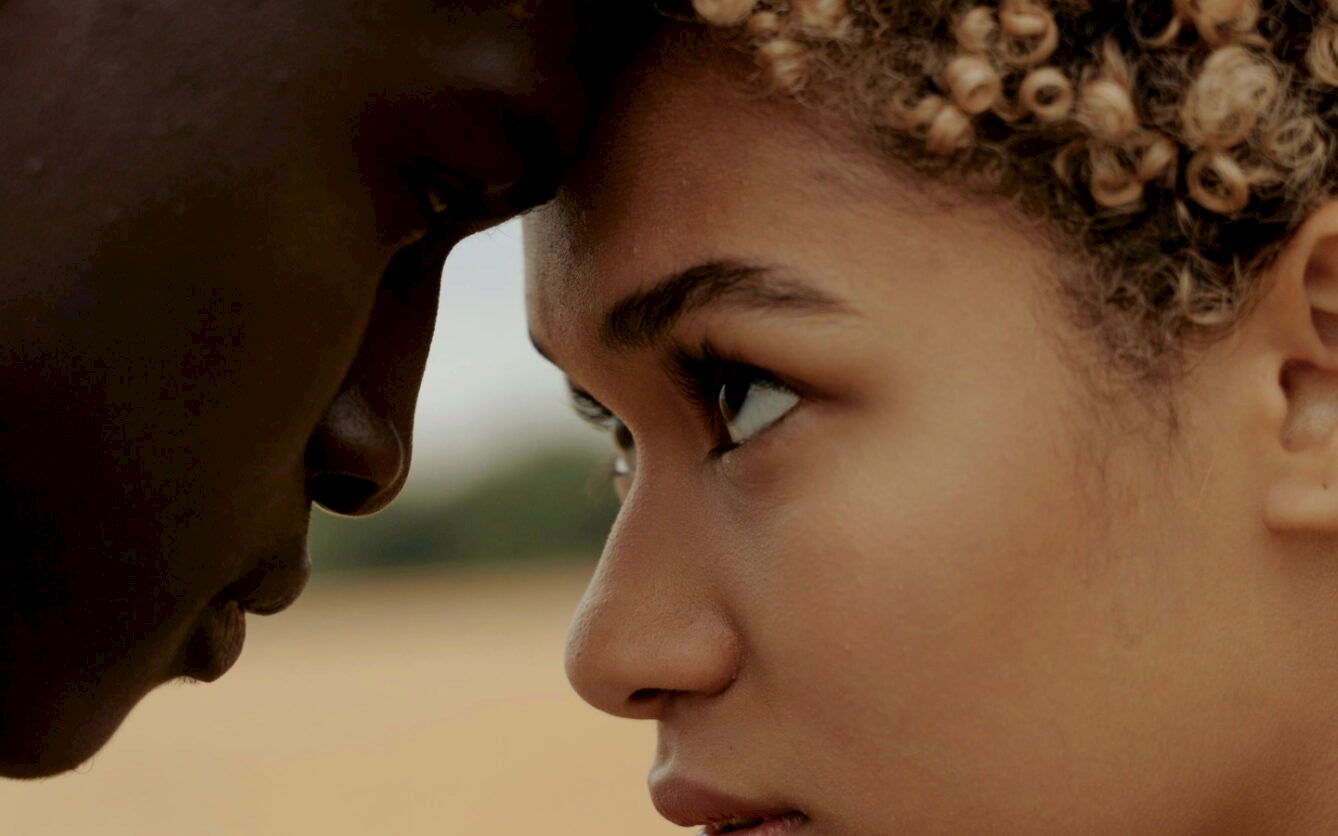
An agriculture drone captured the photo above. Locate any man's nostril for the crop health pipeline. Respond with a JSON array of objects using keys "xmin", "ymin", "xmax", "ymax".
[
  {"xmin": 304, "ymin": 385, "xmax": 407, "ymax": 516},
  {"xmin": 308, "ymin": 474, "xmax": 383, "ymax": 517}
]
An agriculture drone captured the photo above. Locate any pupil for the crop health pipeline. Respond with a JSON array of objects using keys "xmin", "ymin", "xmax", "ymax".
[
  {"xmin": 719, "ymin": 379, "xmax": 749, "ymax": 421},
  {"xmin": 612, "ymin": 422, "xmax": 635, "ymax": 476},
  {"xmin": 614, "ymin": 422, "xmax": 634, "ymax": 456}
]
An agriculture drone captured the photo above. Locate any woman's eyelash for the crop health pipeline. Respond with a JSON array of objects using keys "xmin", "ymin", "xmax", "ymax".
[
  {"xmin": 668, "ymin": 342, "xmax": 788, "ymax": 426},
  {"xmin": 567, "ymin": 386, "xmax": 635, "ymax": 487},
  {"xmin": 568, "ymin": 343, "xmax": 779, "ymax": 431},
  {"xmin": 668, "ymin": 343, "xmax": 730, "ymax": 416},
  {"xmin": 565, "ymin": 343, "xmax": 792, "ymax": 483},
  {"xmin": 569, "ymin": 387, "xmax": 617, "ymax": 431}
]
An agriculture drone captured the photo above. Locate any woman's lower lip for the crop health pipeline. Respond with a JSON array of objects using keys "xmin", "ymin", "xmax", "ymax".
[
  {"xmin": 704, "ymin": 813, "xmax": 807, "ymax": 835},
  {"xmin": 182, "ymin": 598, "xmax": 246, "ymax": 682}
]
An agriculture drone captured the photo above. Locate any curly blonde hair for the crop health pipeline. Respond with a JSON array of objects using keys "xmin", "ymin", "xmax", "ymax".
[{"xmin": 683, "ymin": 0, "xmax": 1338, "ymax": 375}]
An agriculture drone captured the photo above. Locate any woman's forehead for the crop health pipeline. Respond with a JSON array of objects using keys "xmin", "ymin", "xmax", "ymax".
[
  {"xmin": 533, "ymin": 73, "xmax": 881, "ymax": 279},
  {"xmin": 531, "ymin": 61, "xmax": 1006, "ymax": 281},
  {"xmin": 525, "ymin": 82, "xmax": 1049, "ymax": 372}
]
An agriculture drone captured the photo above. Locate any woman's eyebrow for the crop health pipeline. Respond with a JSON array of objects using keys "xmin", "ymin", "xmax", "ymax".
[{"xmin": 599, "ymin": 260, "xmax": 852, "ymax": 351}]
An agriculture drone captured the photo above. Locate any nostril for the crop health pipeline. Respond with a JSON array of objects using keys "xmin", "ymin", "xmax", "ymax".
[
  {"xmin": 305, "ymin": 386, "xmax": 407, "ymax": 517},
  {"xmin": 307, "ymin": 474, "xmax": 384, "ymax": 517},
  {"xmin": 628, "ymin": 687, "xmax": 664, "ymax": 704}
]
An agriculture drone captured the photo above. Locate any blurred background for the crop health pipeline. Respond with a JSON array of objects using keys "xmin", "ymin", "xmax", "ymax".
[{"xmin": 0, "ymin": 221, "xmax": 687, "ymax": 834}]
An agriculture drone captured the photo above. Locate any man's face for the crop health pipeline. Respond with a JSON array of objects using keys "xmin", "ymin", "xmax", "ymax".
[{"xmin": 0, "ymin": 0, "xmax": 603, "ymax": 777}]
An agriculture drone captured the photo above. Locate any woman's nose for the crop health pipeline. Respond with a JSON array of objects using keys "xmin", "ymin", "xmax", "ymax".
[
  {"xmin": 564, "ymin": 488, "xmax": 742, "ymax": 719},
  {"xmin": 306, "ymin": 238, "xmax": 443, "ymax": 517}
]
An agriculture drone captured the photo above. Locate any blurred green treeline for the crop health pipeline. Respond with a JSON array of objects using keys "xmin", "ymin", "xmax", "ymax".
[{"xmin": 308, "ymin": 446, "xmax": 618, "ymax": 573}]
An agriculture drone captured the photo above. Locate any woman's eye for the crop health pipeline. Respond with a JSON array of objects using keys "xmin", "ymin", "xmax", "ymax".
[
  {"xmin": 717, "ymin": 372, "xmax": 799, "ymax": 446},
  {"xmin": 611, "ymin": 420, "xmax": 637, "ymax": 479},
  {"xmin": 566, "ymin": 385, "xmax": 637, "ymax": 494}
]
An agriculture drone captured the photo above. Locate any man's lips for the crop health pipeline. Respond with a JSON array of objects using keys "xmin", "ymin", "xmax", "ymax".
[
  {"xmin": 226, "ymin": 548, "xmax": 311, "ymax": 616},
  {"xmin": 182, "ymin": 595, "xmax": 247, "ymax": 683},
  {"xmin": 181, "ymin": 549, "xmax": 311, "ymax": 682},
  {"xmin": 651, "ymin": 776, "xmax": 807, "ymax": 834}
]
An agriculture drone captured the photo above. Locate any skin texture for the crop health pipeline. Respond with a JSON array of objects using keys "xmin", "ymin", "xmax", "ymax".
[
  {"xmin": 0, "ymin": 0, "xmax": 625, "ymax": 778},
  {"xmin": 527, "ymin": 46, "xmax": 1338, "ymax": 834}
]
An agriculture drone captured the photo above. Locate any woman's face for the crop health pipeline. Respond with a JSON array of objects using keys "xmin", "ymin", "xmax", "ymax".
[{"xmin": 527, "ymin": 59, "xmax": 1316, "ymax": 833}]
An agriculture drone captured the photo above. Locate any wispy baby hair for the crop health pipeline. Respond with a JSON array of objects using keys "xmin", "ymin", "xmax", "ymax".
[{"xmin": 684, "ymin": 0, "xmax": 1338, "ymax": 375}]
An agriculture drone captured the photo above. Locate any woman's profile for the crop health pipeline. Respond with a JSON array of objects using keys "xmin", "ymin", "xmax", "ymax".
[{"xmin": 527, "ymin": 0, "xmax": 1338, "ymax": 831}]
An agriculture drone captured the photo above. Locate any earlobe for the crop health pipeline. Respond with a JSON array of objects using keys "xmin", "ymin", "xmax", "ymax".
[
  {"xmin": 1261, "ymin": 201, "xmax": 1338, "ymax": 532},
  {"xmin": 1264, "ymin": 475, "xmax": 1338, "ymax": 532}
]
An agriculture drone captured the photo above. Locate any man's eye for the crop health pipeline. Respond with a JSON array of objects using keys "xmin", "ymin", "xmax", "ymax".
[
  {"xmin": 717, "ymin": 372, "xmax": 799, "ymax": 446},
  {"xmin": 404, "ymin": 159, "xmax": 485, "ymax": 221}
]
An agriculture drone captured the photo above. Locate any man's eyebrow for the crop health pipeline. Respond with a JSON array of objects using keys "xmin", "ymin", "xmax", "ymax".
[{"xmin": 599, "ymin": 260, "xmax": 850, "ymax": 350}]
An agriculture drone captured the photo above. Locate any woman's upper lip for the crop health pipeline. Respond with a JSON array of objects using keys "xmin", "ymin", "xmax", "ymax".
[{"xmin": 650, "ymin": 775, "xmax": 804, "ymax": 830}]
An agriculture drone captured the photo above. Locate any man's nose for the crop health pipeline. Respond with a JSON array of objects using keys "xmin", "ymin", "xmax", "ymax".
[
  {"xmin": 305, "ymin": 237, "xmax": 444, "ymax": 516},
  {"xmin": 306, "ymin": 385, "xmax": 407, "ymax": 516}
]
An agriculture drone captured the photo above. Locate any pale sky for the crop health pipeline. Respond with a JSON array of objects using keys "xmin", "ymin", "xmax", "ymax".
[{"xmin": 403, "ymin": 218, "xmax": 599, "ymax": 493}]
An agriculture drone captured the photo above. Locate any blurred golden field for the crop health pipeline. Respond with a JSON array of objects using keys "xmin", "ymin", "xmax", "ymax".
[{"xmin": 0, "ymin": 564, "xmax": 688, "ymax": 835}]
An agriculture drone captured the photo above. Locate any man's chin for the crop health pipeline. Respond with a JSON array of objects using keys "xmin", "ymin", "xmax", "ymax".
[
  {"xmin": 0, "ymin": 743, "xmax": 101, "ymax": 781},
  {"xmin": 0, "ymin": 756, "xmax": 91, "ymax": 781},
  {"xmin": 0, "ymin": 690, "xmax": 135, "ymax": 780}
]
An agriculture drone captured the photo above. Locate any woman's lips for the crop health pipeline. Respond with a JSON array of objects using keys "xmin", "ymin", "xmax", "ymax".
[
  {"xmin": 651, "ymin": 776, "xmax": 807, "ymax": 834},
  {"xmin": 703, "ymin": 812, "xmax": 807, "ymax": 835}
]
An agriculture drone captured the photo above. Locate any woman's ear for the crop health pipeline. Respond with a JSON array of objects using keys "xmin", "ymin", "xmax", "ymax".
[{"xmin": 1260, "ymin": 201, "xmax": 1338, "ymax": 532}]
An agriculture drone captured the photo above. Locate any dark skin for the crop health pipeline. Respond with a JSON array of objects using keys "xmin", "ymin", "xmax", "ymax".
[{"xmin": 0, "ymin": 0, "xmax": 648, "ymax": 779}]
